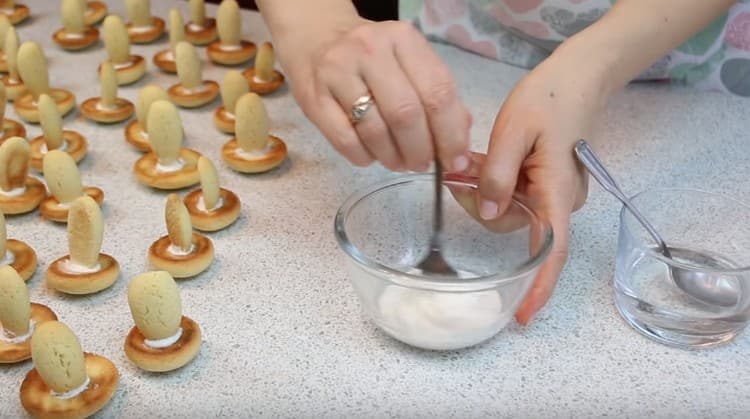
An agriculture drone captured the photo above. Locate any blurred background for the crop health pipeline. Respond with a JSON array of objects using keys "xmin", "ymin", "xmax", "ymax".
[{"xmin": 203, "ymin": 0, "xmax": 399, "ymax": 21}]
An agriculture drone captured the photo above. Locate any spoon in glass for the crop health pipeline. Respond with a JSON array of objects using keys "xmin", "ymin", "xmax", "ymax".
[
  {"xmin": 574, "ymin": 139, "xmax": 740, "ymax": 307},
  {"xmin": 416, "ymin": 160, "xmax": 458, "ymax": 276}
]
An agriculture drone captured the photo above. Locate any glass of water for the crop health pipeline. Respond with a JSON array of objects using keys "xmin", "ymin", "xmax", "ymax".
[{"xmin": 615, "ymin": 188, "xmax": 750, "ymax": 349}]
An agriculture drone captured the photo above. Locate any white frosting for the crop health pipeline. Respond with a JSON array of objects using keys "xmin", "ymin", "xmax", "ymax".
[
  {"xmin": 196, "ymin": 195, "xmax": 223, "ymax": 212},
  {"xmin": 0, "ymin": 186, "xmax": 26, "ymax": 197},
  {"xmin": 52, "ymin": 200, "xmax": 72, "ymax": 210},
  {"xmin": 0, "ymin": 319, "xmax": 35, "ymax": 344},
  {"xmin": 167, "ymin": 244, "xmax": 194, "ymax": 256},
  {"xmin": 129, "ymin": 25, "xmax": 156, "ymax": 34},
  {"xmin": 179, "ymin": 84, "xmax": 208, "ymax": 94},
  {"xmin": 60, "ymin": 259, "xmax": 101, "ymax": 274},
  {"xmin": 161, "ymin": 50, "xmax": 174, "ymax": 60},
  {"xmin": 0, "ymin": 250, "xmax": 16, "ymax": 265},
  {"xmin": 62, "ymin": 32, "xmax": 86, "ymax": 39},
  {"xmin": 40, "ymin": 141, "xmax": 68, "ymax": 154},
  {"xmin": 156, "ymin": 158, "xmax": 185, "ymax": 173},
  {"xmin": 52, "ymin": 376, "xmax": 91, "ymax": 400},
  {"xmin": 377, "ymin": 282, "xmax": 505, "ymax": 350},
  {"xmin": 252, "ymin": 75, "xmax": 270, "ymax": 84},
  {"xmin": 95, "ymin": 101, "xmax": 116, "ymax": 111},
  {"xmin": 113, "ymin": 60, "xmax": 137, "ymax": 70},
  {"xmin": 187, "ymin": 22, "xmax": 205, "ymax": 31},
  {"xmin": 218, "ymin": 44, "xmax": 243, "ymax": 51},
  {"xmin": 235, "ymin": 143, "xmax": 273, "ymax": 159},
  {"xmin": 144, "ymin": 328, "xmax": 183, "ymax": 349}
]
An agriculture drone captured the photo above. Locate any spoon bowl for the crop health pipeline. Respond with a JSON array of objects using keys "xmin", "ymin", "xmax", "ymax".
[{"xmin": 575, "ymin": 140, "xmax": 742, "ymax": 307}]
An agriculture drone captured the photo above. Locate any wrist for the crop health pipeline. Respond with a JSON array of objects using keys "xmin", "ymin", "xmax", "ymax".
[{"xmin": 550, "ymin": 30, "xmax": 624, "ymax": 101}]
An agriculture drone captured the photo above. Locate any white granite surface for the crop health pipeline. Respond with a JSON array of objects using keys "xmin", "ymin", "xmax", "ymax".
[{"xmin": 1, "ymin": 1, "xmax": 749, "ymax": 418}]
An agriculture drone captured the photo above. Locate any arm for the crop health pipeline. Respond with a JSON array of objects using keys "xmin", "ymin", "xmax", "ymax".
[
  {"xmin": 476, "ymin": 1, "xmax": 737, "ymax": 325},
  {"xmin": 562, "ymin": 0, "xmax": 736, "ymax": 96}
]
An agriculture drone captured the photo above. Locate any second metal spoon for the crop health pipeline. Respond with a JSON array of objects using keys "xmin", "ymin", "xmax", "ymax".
[{"xmin": 575, "ymin": 139, "xmax": 740, "ymax": 307}]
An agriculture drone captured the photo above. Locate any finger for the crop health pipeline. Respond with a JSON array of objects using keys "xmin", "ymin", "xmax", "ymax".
[
  {"xmin": 477, "ymin": 115, "xmax": 534, "ymax": 220},
  {"xmin": 326, "ymin": 72, "xmax": 405, "ymax": 171},
  {"xmin": 392, "ymin": 22, "xmax": 471, "ymax": 172},
  {"xmin": 359, "ymin": 49, "xmax": 432, "ymax": 171},
  {"xmin": 515, "ymin": 200, "xmax": 571, "ymax": 325},
  {"xmin": 310, "ymin": 90, "xmax": 375, "ymax": 167}
]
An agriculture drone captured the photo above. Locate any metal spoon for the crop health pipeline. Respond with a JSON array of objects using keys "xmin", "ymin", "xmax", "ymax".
[
  {"xmin": 416, "ymin": 160, "xmax": 458, "ymax": 276},
  {"xmin": 574, "ymin": 140, "xmax": 741, "ymax": 307}
]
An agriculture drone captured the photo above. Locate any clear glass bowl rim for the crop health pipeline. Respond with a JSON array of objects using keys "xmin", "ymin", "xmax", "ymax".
[
  {"xmin": 620, "ymin": 187, "xmax": 750, "ymax": 273},
  {"xmin": 334, "ymin": 173, "xmax": 554, "ymax": 289}
]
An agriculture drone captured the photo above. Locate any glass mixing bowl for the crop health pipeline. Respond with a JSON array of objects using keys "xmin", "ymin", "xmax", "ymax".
[{"xmin": 334, "ymin": 173, "xmax": 553, "ymax": 350}]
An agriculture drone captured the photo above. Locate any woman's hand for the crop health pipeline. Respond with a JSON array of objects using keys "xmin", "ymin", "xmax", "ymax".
[
  {"xmin": 268, "ymin": 12, "xmax": 472, "ymax": 173},
  {"xmin": 462, "ymin": 43, "xmax": 610, "ymax": 325}
]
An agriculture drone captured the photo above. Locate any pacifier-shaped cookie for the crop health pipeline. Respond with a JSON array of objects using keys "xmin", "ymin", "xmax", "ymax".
[
  {"xmin": 124, "ymin": 270, "xmax": 202, "ymax": 371},
  {"xmin": 168, "ymin": 41, "xmax": 219, "ymax": 108},
  {"xmin": 213, "ymin": 70, "xmax": 248, "ymax": 134},
  {"xmin": 53, "ymin": 0, "xmax": 100, "ymax": 51},
  {"xmin": 1, "ymin": 25, "xmax": 26, "ymax": 101},
  {"xmin": 29, "ymin": 93, "xmax": 88, "ymax": 172},
  {"xmin": 222, "ymin": 92, "xmax": 287, "ymax": 173},
  {"xmin": 133, "ymin": 100, "xmax": 202, "ymax": 189},
  {"xmin": 184, "ymin": 0, "xmax": 217, "ymax": 45},
  {"xmin": 184, "ymin": 156, "xmax": 241, "ymax": 232},
  {"xmin": 206, "ymin": 0, "xmax": 256, "ymax": 65},
  {"xmin": 15, "ymin": 42, "xmax": 76, "ymax": 123},
  {"xmin": 81, "ymin": 61, "xmax": 135, "ymax": 124},
  {"xmin": 20, "ymin": 321, "xmax": 119, "ymax": 418},
  {"xmin": 0, "ymin": 137, "xmax": 46, "ymax": 215},
  {"xmin": 46, "ymin": 196, "xmax": 120, "ymax": 294},
  {"xmin": 125, "ymin": 84, "xmax": 170, "ymax": 152},
  {"xmin": 0, "ymin": 265, "xmax": 57, "ymax": 363},
  {"xmin": 40, "ymin": 150, "xmax": 104, "ymax": 223},
  {"xmin": 243, "ymin": 42, "xmax": 285, "ymax": 95},
  {"xmin": 148, "ymin": 193, "xmax": 214, "ymax": 278},
  {"xmin": 124, "ymin": 0, "xmax": 164, "ymax": 44},
  {"xmin": 101, "ymin": 14, "xmax": 146, "ymax": 85}
]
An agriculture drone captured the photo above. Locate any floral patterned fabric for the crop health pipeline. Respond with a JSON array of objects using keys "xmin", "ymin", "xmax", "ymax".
[{"xmin": 399, "ymin": 0, "xmax": 750, "ymax": 96}]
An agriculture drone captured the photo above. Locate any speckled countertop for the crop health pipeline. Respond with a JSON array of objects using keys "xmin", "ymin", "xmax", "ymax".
[{"xmin": 1, "ymin": 1, "xmax": 749, "ymax": 418}]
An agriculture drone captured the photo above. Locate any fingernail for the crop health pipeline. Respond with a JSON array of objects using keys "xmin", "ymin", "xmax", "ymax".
[
  {"xmin": 479, "ymin": 199, "xmax": 498, "ymax": 220},
  {"xmin": 453, "ymin": 155, "xmax": 469, "ymax": 172}
]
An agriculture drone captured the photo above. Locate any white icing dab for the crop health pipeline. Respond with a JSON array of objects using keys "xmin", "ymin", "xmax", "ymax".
[
  {"xmin": 53, "ymin": 200, "xmax": 72, "ymax": 210},
  {"xmin": 52, "ymin": 376, "xmax": 91, "ymax": 400},
  {"xmin": 0, "ymin": 186, "xmax": 27, "ymax": 197},
  {"xmin": 113, "ymin": 60, "xmax": 137, "ymax": 70},
  {"xmin": 95, "ymin": 101, "xmax": 117, "ymax": 112},
  {"xmin": 63, "ymin": 32, "xmax": 86, "ymax": 39},
  {"xmin": 180, "ymin": 84, "xmax": 208, "ymax": 94},
  {"xmin": 144, "ymin": 327, "xmax": 183, "ymax": 349},
  {"xmin": 129, "ymin": 24, "xmax": 156, "ymax": 34},
  {"xmin": 156, "ymin": 158, "xmax": 185, "ymax": 173},
  {"xmin": 197, "ymin": 195, "xmax": 223, "ymax": 212},
  {"xmin": 167, "ymin": 244, "xmax": 194, "ymax": 256},
  {"xmin": 252, "ymin": 75, "xmax": 270, "ymax": 84},
  {"xmin": 0, "ymin": 250, "xmax": 16, "ymax": 266},
  {"xmin": 161, "ymin": 50, "xmax": 174, "ymax": 60},
  {"xmin": 60, "ymin": 259, "xmax": 101, "ymax": 274},
  {"xmin": 0, "ymin": 319, "xmax": 35, "ymax": 344},
  {"xmin": 235, "ymin": 143, "xmax": 273, "ymax": 159},
  {"xmin": 40, "ymin": 141, "xmax": 69, "ymax": 154},
  {"xmin": 187, "ymin": 22, "xmax": 205, "ymax": 31},
  {"xmin": 219, "ymin": 44, "xmax": 243, "ymax": 51}
]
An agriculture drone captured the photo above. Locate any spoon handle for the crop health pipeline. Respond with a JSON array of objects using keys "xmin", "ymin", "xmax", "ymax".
[
  {"xmin": 432, "ymin": 159, "xmax": 444, "ymax": 241},
  {"xmin": 574, "ymin": 140, "xmax": 670, "ymax": 255}
]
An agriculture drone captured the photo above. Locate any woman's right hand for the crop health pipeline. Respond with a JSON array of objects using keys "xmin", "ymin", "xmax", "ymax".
[{"xmin": 266, "ymin": 9, "xmax": 473, "ymax": 173}]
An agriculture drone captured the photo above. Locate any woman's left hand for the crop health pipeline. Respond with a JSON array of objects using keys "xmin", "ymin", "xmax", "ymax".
[{"xmin": 452, "ymin": 41, "xmax": 612, "ymax": 324}]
